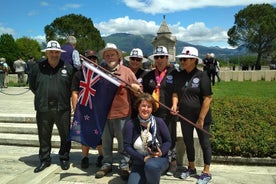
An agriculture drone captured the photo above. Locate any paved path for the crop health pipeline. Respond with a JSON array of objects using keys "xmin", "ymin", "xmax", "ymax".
[
  {"xmin": 0, "ymin": 87, "xmax": 35, "ymax": 116},
  {"xmin": 0, "ymin": 87, "xmax": 276, "ymax": 184},
  {"xmin": 0, "ymin": 145, "xmax": 276, "ymax": 184}
]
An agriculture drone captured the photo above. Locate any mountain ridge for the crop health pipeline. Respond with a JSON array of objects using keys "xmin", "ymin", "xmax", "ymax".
[{"xmin": 102, "ymin": 33, "xmax": 245, "ymax": 58}]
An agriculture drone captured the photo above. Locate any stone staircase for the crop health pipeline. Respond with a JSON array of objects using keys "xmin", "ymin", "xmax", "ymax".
[
  {"xmin": 0, "ymin": 114, "xmax": 205, "ymax": 166},
  {"xmin": 0, "ymin": 115, "xmax": 81, "ymax": 149}
]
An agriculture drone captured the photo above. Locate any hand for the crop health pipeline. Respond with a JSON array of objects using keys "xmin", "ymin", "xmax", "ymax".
[
  {"xmin": 170, "ymin": 105, "xmax": 178, "ymax": 115},
  {"xmin": 196, "ymin": 118, "xmax": 204, "ymax": 129},
  {"xmin": 130, "ymin": 83, "xmax": 143, "ymax": 95},
  {"xmin": 148, "ymin": 147, "xmax": 162, "ymax": 158},
  {"xmin": 144, "ymin": 155, "xmax": 151, "ymax": 162}
]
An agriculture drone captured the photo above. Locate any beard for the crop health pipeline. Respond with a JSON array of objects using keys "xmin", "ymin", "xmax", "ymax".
[{"xmin": 107, "ymin": 61, "xmax": 118, "ymax": 69}]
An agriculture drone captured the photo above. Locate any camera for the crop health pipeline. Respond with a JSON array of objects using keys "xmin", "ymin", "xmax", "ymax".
[{"xmin": 147, "ymin": 140, "xmax": 159, "ymax": 153}]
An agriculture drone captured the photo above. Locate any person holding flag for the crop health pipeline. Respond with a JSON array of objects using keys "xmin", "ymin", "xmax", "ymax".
[
  {"xmin": 71, "ymin": 50, "xmax": 104, "ymax": 169},
  {"xmin": 91, "ymin": 43, "xmax": 141, "ymax": 180},
  {"xmin": 69, "ymin": 43, "xmax": 141, "ymax": 179}
]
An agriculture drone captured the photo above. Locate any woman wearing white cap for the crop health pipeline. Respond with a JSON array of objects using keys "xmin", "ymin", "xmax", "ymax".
[{"xmin": 172, "ymin": 46, "xmax": 212, "ymax": 184}]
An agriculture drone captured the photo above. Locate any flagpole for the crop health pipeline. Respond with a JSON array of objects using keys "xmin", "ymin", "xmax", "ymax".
[
  {"xmin": 80, "ymin": 54, "xmax": 133, "ymax": 88},
  {"xmin": 80, "ymin": 54, "xmax": 213, "ymax": 137}
]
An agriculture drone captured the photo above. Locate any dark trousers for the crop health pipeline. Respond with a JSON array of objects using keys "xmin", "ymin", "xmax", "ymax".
[
  {"xmin": 180, "ymin": 121, "xmax": 212, "ymax": 165},
  {"xmin": 165, "ymin": 116, "xmax": 177, "ymax": 150},
  {"xmin": 207, "ymin": 71, "xmax": 216, "ymax": 86},
  {"xmin": 36, "ymin": 110, "xmax": 71, "ymax": 162}
]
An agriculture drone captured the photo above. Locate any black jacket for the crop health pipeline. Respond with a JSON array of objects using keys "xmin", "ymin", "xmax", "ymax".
[
  {"xmin": 142, "ymin": 66, "xmax": 178, "ymax": 120},
  {"xmin": 29, "ymin": 59, "xmax": 73, "ymax": 112}
]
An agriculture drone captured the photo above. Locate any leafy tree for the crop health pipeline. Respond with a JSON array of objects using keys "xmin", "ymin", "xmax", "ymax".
[
  {"xmin": 0, "ymin": 34, "xmax": 19, "ymax": 69},
  {"xmin": 44, "ymin": 13, "xmax": 105, "ymax": 55},
  {"xmin": 15, "ymin": 37, "xmax": 42, "ymax": 61},
  {"xmin": 227, "ymin": 4, "xmax": 276, "ymax": 68}
]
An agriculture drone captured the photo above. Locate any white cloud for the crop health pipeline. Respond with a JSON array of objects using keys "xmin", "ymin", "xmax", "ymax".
[
  {"xmin": 27, "ymin": 10, "xmax": 37, "ymax": 16},
  {"xmin": 95, "ymin": 16, "xmax": 158, "ymax": 36},
  {"xmin": 40, "ymin": 1, "xmax": 49, "ymax": 6},
  {"xmin": 0, "ymin": 23, "xmax": 16, "ymax": 35},
  {"xmin": 172, "ymin": 22, "xmax": 228, "ymax": 44},
  {"xmin": 31, "ymin": 35, "xmax": 46, "ymax": 43},
  {"xmin": 95, "ymin": 16, "xmax": 229, "ymax": 47},
  {"xmin": 123, "ymin": 0, "xmax": 276, "ymax": 14},
  {"xmin": 61, "ymin": 3, "xmax": 82, "ymax": 10}
]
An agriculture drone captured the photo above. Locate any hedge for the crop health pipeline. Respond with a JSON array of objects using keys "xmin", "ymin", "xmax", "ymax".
[{"xmin": 211, "ymin": 97, "xmax": 276, "ymax": 158}]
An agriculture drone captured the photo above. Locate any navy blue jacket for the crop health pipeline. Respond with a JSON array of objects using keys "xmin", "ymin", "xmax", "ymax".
[{"xmin": 123, "ymin": 116, "xmax": 171, "ymax": 165}]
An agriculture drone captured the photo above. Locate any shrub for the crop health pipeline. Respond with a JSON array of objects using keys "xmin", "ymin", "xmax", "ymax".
[{"xmin": 211, "ymin": 97, "xmax": 276, "ymax": 158}]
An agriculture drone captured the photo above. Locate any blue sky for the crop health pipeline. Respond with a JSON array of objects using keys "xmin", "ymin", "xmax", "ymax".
[{"xmin": 1, "ymin": 0, "xmax": 276, "ymax": 48}]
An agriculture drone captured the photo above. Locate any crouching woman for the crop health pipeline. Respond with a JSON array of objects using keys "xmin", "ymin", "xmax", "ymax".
[{"xmin": 123, "ymin": 93, "xmax": 171, "ymax": 184}]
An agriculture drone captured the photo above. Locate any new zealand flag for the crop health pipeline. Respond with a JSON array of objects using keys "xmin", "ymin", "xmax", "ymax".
[{"xmin": 70, "ymin": 61, "xmax": 120, "ymax": 148}]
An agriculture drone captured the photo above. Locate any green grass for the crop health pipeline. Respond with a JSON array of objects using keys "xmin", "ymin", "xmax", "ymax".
[{"xmin": 212, "ymin": 81, "xmax": 276, "ymax": 99}]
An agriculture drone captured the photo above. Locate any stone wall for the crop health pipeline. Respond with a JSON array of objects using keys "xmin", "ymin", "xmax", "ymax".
[
  {"xmin": 220, "ymin": 70, "xmax": 276, "ymax": 81},
  {"xmin": 6, "ymin": 70, "xmax": 276, "ymax": 84}
]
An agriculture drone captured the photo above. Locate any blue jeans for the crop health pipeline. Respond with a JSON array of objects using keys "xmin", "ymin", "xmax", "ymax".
[{"xmin": 127, "ymin": 157, "xmax": 169, "ymax": 184}]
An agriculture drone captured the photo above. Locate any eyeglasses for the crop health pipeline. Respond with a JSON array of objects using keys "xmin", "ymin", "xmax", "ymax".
[
  {"xmin": 154, "ymin": 55, "xmax": 166, "ymax": 60},
  {"xmin": 179, "ymin": 58, "xmax": 191, "ymax": 62},
  {"xmin": 130, "ymin": 57, "xmax": 142, "ymax": 62},
  {"xmin": 87, "ymin": 55, "xmax": 98, "ymax": 61}
]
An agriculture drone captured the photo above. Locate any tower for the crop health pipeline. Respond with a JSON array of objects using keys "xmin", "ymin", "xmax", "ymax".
[{"xmin": 152, "ymin": 15, "xmax": 177, "ymax": 61}]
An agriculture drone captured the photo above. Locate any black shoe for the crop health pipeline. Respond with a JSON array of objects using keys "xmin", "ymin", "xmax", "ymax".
[
  {"xmin": 96, "ymin": 155, "xmax": 103, "ymax": 167},
  {"xmin": 34, "ymin": 161, "xmax": 51, "ymax": 173},
  {"xmin": 60, "ymin": 159, "xmax": 70, "ymax": 170},
  {"xmin": 81, "ymin": 157, "xmax": 89, "ymax": 169}
]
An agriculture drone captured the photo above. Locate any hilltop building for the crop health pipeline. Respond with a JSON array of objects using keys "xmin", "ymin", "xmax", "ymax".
[{"xmin": 152, "ymin": 15, "xmax": 177, "ymax": 61}]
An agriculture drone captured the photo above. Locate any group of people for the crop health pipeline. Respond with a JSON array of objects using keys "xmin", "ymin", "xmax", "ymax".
[{"xmin": 29, "ymin": 36, "xmax": 213, "ymax": 184}]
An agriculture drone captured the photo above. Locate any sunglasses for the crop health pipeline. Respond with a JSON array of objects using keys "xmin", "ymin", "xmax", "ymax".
[
  {"xmin": 130, "ymin": 57, "xmax": 142, "ymax": 62},
  {"xmin": 87, "ymin": 55, "xmax": 98, "ymax": 61},
  {"xmin": 179, "ymin": 58, "xmax": 191, "ymax": 62},
  {"xmin": 154, "ymin": 55, "xmax": 166, "ymax": 59}
]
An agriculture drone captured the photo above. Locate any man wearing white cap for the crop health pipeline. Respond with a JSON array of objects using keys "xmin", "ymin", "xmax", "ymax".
[
  {"xmin": 172, "ymin": 46, "xmax": 212, "ymax": 184},
  {"xmin": 95, "ymin": 43, "xmax": 141, "ymax": 180},
  {"xmin": 29, "ymin": 40, "xmax": 74, "ymax": 173},
  {"xmin": 142, "ymin": 45, "xmax": 179, "ymax": 176}
]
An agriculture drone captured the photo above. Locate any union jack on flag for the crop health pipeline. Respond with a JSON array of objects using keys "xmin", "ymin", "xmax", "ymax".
[
  {"xmin": 70, "ymin": 61, "xmax": 120, "ymax": 148},
  {"xmin": 78, "ymin": 66, "xmax": 101, "ymax": 109}
]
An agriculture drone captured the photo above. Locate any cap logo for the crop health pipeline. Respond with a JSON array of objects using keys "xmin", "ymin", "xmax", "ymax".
[
  {"xmin": 156, "ymin": 46, "xmax": 165, "ymax": 53},
  {"xmin": 186, "ymin": 50, "xmax": 190, "ymax": 55},
  {"xmin": 132, "ymin": 50, "xmax": 138, "ymax": 56},
  {"xmin": 49, "ymin": 42, "xmax": 59, "ymax": 49}
]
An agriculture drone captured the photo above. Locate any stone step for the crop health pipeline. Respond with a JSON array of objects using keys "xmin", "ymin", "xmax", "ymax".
[
  {"xmin": 0, "ymin": 122, "xmax": 58, "ymax": 135},
  {"xmin": 0, "ymin": 121, "xmax": 118, "ymax": 150},
  {"xmin": 0, "ymin": 132, "xmax": 81, "ymax": 149},
  {"xmin": 0, "ymin": 114, "xmax": 36, "ymax": 123}
]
